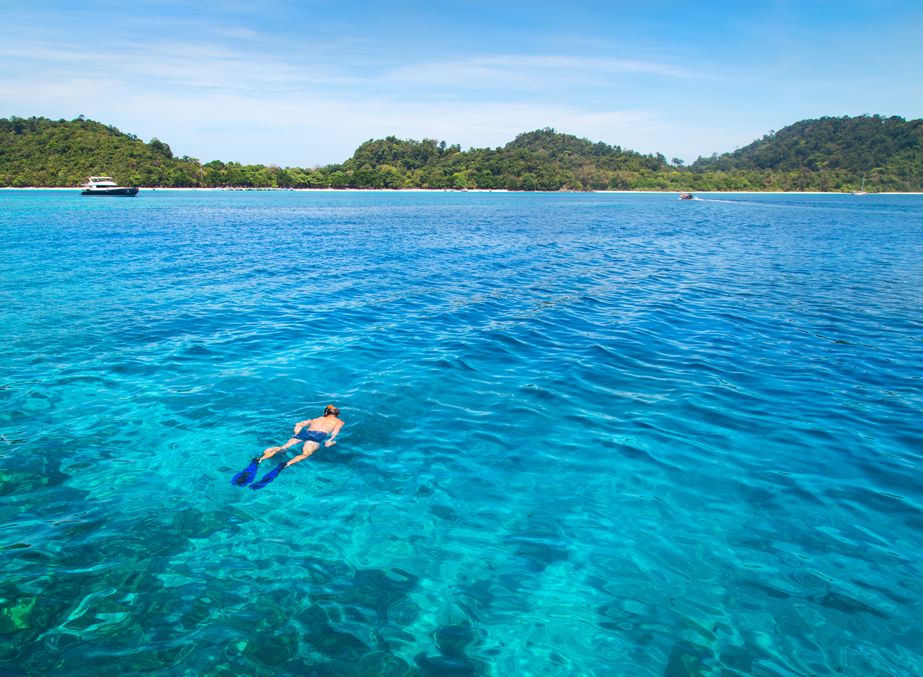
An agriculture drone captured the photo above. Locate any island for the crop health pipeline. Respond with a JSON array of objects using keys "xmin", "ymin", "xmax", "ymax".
[{"xmin": 1, "ymin": 114, "xmax": 920, "ymax": 192}]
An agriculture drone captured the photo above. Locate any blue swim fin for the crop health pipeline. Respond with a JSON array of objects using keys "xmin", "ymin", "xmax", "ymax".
[
  {"xmin": 250, "ymin": 461, "xmax": 287, "ymax": 490},
  {"xmin": 231, "ymin": 458, "xmax": 260, "ymax": 487}
]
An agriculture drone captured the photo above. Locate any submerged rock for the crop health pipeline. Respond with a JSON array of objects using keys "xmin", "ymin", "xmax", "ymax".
[
  {"xmin": 433, "ymin": 622, "xmax": 475, "ymax": 659},
  {"xmin": 0, "ymin": 595, "xmax": 36, "ymax": 633},
  {"xmin": 299, "ymin": 604, "xmax": 371, "ymax": 662},
  {"xmin": 664, "ymin": 640, "xmax": 716, "ymax": 677},
  {"xmin": 351, "ymin": 651, "xmax": 419, "ymax": 677},
  {"xmin": 247, "ymin": 633, "xmax": 299, "ymax": 668}
]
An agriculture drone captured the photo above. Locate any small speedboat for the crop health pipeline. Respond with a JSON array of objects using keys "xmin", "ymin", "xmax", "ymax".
[
  {"xmin": 81, "ymin": 176, "xmax": 139, "ymax": 196},
  {"xmin": 678, "ymin": 191, "xmax": 694, "ymax": 200}
]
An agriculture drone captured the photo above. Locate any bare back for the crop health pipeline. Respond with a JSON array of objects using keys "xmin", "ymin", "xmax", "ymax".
[{"xmin": 304, "ymin": 415, "xmax": 343, "ymax": 435}]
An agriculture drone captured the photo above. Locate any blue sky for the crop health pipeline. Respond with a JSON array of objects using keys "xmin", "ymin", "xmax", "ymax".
[{"xmin": 1, "ymin": 1, "xmax": 921, "ymax": 166}]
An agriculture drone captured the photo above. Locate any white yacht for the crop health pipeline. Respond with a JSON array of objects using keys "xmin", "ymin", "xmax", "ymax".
[{"xmin": 81, "ymin": 176, "xmax": 139, "ymax": 196}]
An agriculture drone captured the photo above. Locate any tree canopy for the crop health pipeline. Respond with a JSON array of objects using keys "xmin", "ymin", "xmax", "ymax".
[
  {"xmin": 690, "ymin": 115, "xmax": 922, "ymax": 192},
  {"xmin": 1, "ymin": 115, "xmax": 920, "ymax": 191}
]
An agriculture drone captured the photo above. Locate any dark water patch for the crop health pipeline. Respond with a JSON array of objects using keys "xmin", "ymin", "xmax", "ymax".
[
  {"xmin": 310, "ymin": 568, "xmax": 420, "ymax": 624},
  {"xmin": 737, "ymin": 578, "xmax": 793, "ymax": 600},
  {"xmin": 855, "ymin": 455, "xmax": 923, "ymax": 498},
  {"xmin": 760, "ymin": 471, "xmax": 827, "ymax": 507},
  {"xmin": 296, "ymin": 557, "xmax": 354, "ymax": 586},
  {"xmin": 92, "ymin": 517, "xmax": 189, "ymax": 561},
  {"xmin": 433, "ymin": 622, "xmax": 477, "ymax": 659},
  {"xmin": 160, "ymin": 417, "xmax": 192, "ymax": 430},
  {"xmin": 850, "ymin": 576, "xmax": 915, "ymax": 606},
  {"xmin": 243, "ymin": 632, "xmax": 300, "ymax": 669},
  {"xmin": 600, "ymin": 438, "xmax": 674, "ymax": 471},
  {"xmin": 0, "ymin": 465, "xmax": 54, "ymax": 498},
  {"xmin": 735, "ymin": 485, "xmax": 780, "ymax": 510},
  {"xmin": 455, "ymin": 578, "xmax": 496, "ymax": 619},
  {"xmin": 172, "ymin": 507, "xmax": 244, "ymax": 540},
  {"xmin": 503, "ymin": 525, "xmax": 570, "ymax": 573},
  {"xmin": 715, "ymin": 643, "xmax": 757, "ymax": 675},
  {"xmin": 510, "ymin": 537, "xmax": 570, "ymax": 571},
  {"xmin": 429, "ymin": 504, "xmax": 459, "ymax": 522},
  {"xmin": 664, "ymin": 640, "xmax": 716, "ymax": 677},
  {"xmin": 349, "ymin": 651, "xmax": 420, "ymax": 677},
  {"xmin": 813, "ymin": 591, "xmax": 888, "ymax": 618},
  {"xmin": 298, "ymin": 604, "xmax": 371, "ymax": 661},
  {"xmin": 467, "ymin": 428, "xmax": 507, "ymax": 448}
]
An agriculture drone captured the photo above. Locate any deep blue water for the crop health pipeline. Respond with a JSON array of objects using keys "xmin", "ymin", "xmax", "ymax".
[{"xmin": 1, "ymin": 189, "xmax": 921, "ymax": 676}]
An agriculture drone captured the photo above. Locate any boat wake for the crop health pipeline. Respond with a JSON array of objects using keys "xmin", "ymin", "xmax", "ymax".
[{"xmin": 694, "ymin": 197, "xmax": 748, "ymax": 203}]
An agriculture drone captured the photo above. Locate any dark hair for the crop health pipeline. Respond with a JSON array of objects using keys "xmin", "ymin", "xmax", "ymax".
[{"xmin": 324, "ymin": 405, "xmax": 340, "ymax": 417}]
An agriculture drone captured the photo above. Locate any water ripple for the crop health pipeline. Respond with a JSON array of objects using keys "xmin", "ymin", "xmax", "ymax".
[{"xmin": 1, "ymin": 190, "xmax": 922, "ymax": 675}]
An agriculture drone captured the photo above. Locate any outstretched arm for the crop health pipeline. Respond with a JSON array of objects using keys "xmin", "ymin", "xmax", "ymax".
[{"xmin": 293, "ymin": 419, "xmax": 311, "ymax": 435}]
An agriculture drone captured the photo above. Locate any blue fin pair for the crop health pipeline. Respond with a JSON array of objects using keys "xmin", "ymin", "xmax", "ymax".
[{"xmin": 231, "ymin": 459, "xmax": 287, "ymax": 490}]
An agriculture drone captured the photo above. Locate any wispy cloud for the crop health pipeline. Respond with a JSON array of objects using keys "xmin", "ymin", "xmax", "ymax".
[
  {"xmin": 0, "ymin": 26, "xmax": 677, "ymax": 165},
  {"xmin": 209, "ymin": 26, "xmax": 266, "ymax": 41},
  {"xmin": 385, "ymin": 54, "xmax": 694, "ymax": 91},
  {"xmin": 107, "ymin": 89, "xmax": 666, "ymax": 165},
  {"xmin": 1, "ymin": 2, "xmax": 919, "ymax": 168},
  {"xmin": 2, "ymin": 43, "xmax": 337, "ymax": 95}
]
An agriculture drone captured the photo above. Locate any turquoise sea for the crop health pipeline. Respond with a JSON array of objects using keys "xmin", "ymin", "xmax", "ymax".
[{"xmin": 1, "ymin": 189, "xmax": 921, "ymax": 676}]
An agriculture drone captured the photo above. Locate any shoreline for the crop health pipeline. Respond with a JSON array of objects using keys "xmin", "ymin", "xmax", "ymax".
[{"xmin": 2, "ymin": 186, "xmax": 923, "ymax": 195}]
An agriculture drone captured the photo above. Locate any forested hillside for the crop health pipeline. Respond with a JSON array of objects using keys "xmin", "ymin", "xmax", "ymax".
[
  {"xmin": 331, "ymin": 130, "xmax": 672, "ymax": 190},
  {"xmin": 691, "ymin": 115, "xmax": 922, "ymax": 192},
  {"xmin": 0, "ymin": 116, "xmax": 203, "ymax": 187},
  {"xmin": 1, "ymin": 115, "xmax": 920, "ymax": 191}
]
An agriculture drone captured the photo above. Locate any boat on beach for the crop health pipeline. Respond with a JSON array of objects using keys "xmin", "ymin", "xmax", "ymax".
[
  {"xmin": 81, "ymin": 176, "xmax": 139, "ymax": 196},
  {"xmin": 679, "ymin": 191, "xmax": 694, "ymax": 200}
]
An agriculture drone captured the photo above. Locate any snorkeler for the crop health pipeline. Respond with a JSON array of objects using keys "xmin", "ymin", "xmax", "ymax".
[{"xmin": 232, "ymin": 405, "xmax": 344, "ymax": 490}]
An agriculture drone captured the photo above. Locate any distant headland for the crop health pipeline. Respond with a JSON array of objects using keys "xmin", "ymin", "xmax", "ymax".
[{"xmin": 1, "ymin": 115, "xmax": 920, "ymax": 192}]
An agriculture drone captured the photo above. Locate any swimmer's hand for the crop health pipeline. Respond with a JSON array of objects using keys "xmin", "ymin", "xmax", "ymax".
[{"xmin": 325, "ymin": 439, "xmax": 336, "ymax": 447}]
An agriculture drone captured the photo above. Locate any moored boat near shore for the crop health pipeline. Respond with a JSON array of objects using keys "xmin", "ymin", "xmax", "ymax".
[{"xmin": 81, "ymin": 176, "xmax": 139, "ymax": 196}]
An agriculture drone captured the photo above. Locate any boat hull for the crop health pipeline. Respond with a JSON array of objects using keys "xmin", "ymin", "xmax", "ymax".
[{"xmin": 81, "ymin": 187, "xmax": 140, "ymax": 196}]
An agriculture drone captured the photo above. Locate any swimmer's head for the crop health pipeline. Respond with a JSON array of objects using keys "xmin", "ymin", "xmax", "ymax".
[{"xmin": 323, "ymin": 404, "xmax": 340, "ymax": 417}]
